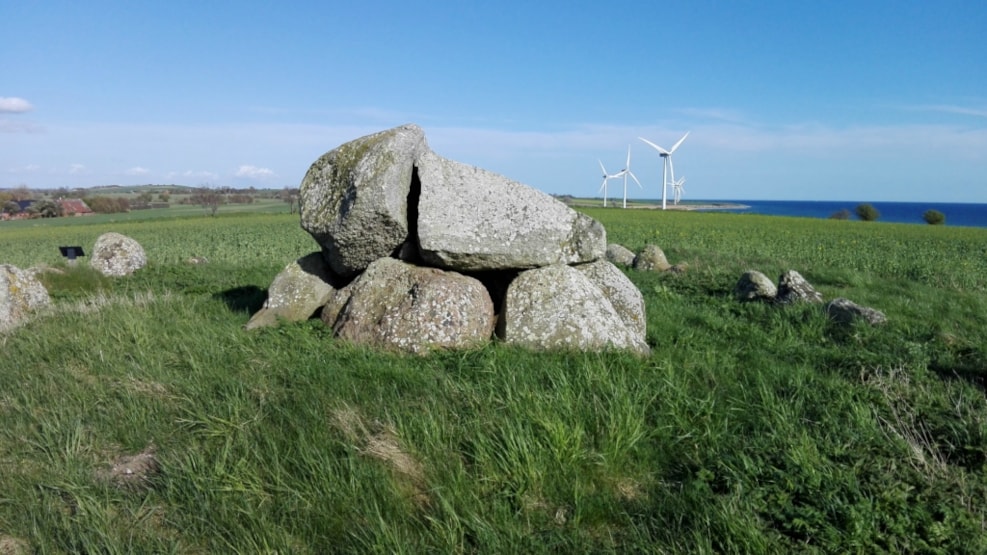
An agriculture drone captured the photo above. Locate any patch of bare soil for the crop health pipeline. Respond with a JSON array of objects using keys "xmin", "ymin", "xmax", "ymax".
[
  {"xmin": 97, "ymin": 444, "xmax": 161, "ymax": 492},
  {"xmin": 0, "ymin": 536, "xmax": 29, "ymax": 555}
]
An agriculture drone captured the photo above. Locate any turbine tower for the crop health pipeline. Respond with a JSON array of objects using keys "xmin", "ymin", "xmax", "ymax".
[
  {"xmin": 639, "ymin": 132, "xmax": 689, "ymax": 210},
  {"xmin": 597, "ymin": 160, "xmax": 620, "ymax": 208},
  {"xmin": 612, "ymin": 145, "xmax": 642, "ymax": 209}
]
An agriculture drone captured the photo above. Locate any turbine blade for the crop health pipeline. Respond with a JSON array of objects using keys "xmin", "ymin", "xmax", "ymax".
[
  {"xmin": 638, "ymin": 137, "xmax": 670, "ymax": 155},
  {"xmin": 669, "ymin": 131, "xmax": 690, "ymax": 153},
  {"xmin": 626, "ymin": 145, "xmax": 632, "ymax": 167},
  {"xmin": 628, "ymin": 170, "xmax": 642, "ymax": 188},
  {"xmin": 598, "ymin": 160, "xmax": 607, "ymax": 175}
]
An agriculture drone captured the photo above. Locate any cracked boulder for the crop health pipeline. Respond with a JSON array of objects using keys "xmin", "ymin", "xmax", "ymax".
[{"xmin": 299, "ymin": 124, "xmax": 429, "ymax": 277}]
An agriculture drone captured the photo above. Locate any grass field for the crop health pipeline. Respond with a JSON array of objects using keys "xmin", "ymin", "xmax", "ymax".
[{"xmin": 1, "ymin": 205, "xmax": 986, "ymax": 553}]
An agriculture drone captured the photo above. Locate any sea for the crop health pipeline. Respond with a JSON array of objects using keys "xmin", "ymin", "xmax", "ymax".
[{"xmin": 692, "ymin": 200, "xmax": 987, "ymax": 229}]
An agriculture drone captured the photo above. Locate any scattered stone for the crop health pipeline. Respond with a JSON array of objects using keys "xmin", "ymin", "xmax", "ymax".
[
  {"xmin": 186, "ymin": 256, "xmax": 209, "ymax": 265},
  {"xmin": 632, "ymin": 245, "xmax": 671, "ymax": 272},
  {"xmin": 605, "ymin": 243, "xmax": 636, "ymax": 266},
  {"xmin": 0, "ymin": 264, "xmax": 51, "ymax": 333},
  {"xmin": 825, "ymin": 298, "xmax": 887, "ymax": 326},
  {"xmin": 90, "ymin": 232, "xmax": 147, "ymax": 277},
  {"xmin": 323, "ymin": 257, "xmax": 495, "ymax": 355},
  {"xmin": 668, "ymin": 262, "xmax": 689, "ymax": 274},
  {"xmin": 573, "ymin": 260, "xmax": 647, "ymax": 339},
  {"xmin": 299, "ymin": 124, "xmax": 429, "ymax": 277},
  {"xmin": 498, "ymin": 264, "xmax": 649, "ymax": 355},
  {"xmin": 245, "ymin": 252, "xmax": 339, "ymax": 330},
  {"xmin": 775, "ymin": 270, "xmax": 823, "ymax": 304},
  {"xmin": 98, "ymin": 445, "xmax": 161, "ymax": 492},
  {"xmin": 415, "ymin": 150, "xmax": 606, "ymax": 271},
  {"xmin": 734, "ymin": 270, "xmax": 778, "ymax": 302}
]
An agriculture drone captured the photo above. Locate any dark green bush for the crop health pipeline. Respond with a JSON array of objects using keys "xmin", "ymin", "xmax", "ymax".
[
  {"xmin": 923, "ymin": 209, "xmax": 946, "ymax": 225},
  {"xmin": 855, "ymin": 203, "xmax": 880, "ymax": 221}
]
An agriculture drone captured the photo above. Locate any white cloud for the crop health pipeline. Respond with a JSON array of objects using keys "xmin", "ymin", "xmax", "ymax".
[
  {"xmin": 125, "ymin": 166, "xmax": 150, "ymax": 176},
  {"xmin": 0, "ymin": 97, "xmax": 33, "ymax": 113},
  {"xmin": 235, "ymin": 165, "xmax": 276, "ymax": 179},
  {"xmin": 69, "ymin": 163, "xmax": 88, "ymax": 175}
]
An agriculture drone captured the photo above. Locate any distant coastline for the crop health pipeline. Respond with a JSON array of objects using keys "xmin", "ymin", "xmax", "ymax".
[
  {"xmin": 567, "ymin": 198, "xmax": 987, "ymax": 228},
  {"xmin": 648, "ymin": 202, "xmax": 751, "ymax": 211}
]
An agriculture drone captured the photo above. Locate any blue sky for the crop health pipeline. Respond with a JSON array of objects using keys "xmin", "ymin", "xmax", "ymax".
[{"xmin": 2, "ymin": 1, "xmax": 986, "ymax": 202}]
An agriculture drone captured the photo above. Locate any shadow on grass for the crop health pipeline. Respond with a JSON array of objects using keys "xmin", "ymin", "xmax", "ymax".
[
  {"xmin": 213, "ymin": 286, "xmax": 267, "ymax": 315},
  {"xmin": 930, "ymin": 357, "xmax": 987, "ymax": 391}
]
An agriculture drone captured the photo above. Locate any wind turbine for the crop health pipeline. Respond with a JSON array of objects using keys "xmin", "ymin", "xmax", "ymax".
[
  {"xmin": 671, "ymin": 176, "xmax": 686, "ymax": 205},
  {"xmin": 639, "ymin": 132, "xmax": 689, "ymax": 210},
  {"xmin": 612, "ymin": 145, "xmax": 643, "ymax": 208},
  {"xmin": 597, "ymin": 160, "xmax": 620, "ymax": 207}
]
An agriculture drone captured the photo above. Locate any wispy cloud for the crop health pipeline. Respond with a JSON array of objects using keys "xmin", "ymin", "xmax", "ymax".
[
  {"xmin": 68, "ymin": 163, "xmax": 88, "ymax": 175},
  {"xmin": 900, "ymin": 104, "xmax": 987, "ymax": 119},
  {"xmin": 166, "ymin": 170, "xmax": 220, "ymax": 183},
  {"xmin": 235, "ymin": 165, "xmax": 276, "ymax": 179},
  {"xmin": 125, "ymin": 166, "xmax": 150, "ymax": 176},
  {"xmin": 673, "ymin": 107, "xmax": 751, "ymax": 125},
  {"xmin": 0, "ymin": 97, "xmax": 33, "ymax": 113},
  {"xmin": 0, "ymin": 119, "xmax": 42, "ymax": 133}
]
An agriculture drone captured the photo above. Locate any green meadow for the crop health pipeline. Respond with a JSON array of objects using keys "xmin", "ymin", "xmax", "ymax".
[{"xmin": 1, "ymin": 207, "xmax": 986, "ymax": 553}]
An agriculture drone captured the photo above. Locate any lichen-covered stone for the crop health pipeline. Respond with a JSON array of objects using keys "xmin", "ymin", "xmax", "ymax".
[
  {"xmin": 323, "ymin": 257, "xmax": 495, "ymax": 354},
  {"xmin": 573, "ymin": 260, "xmax": 647, "ymax": 340},
  {"xmin": 245, "ymin": 252, "xmax": 338, "ymax": 330},
  {"xmin": 0, "ymin": 264, "xmax": 51, "ymax": 333},
  {"xmin": 776, "ymin": 270, "xmax": 823, "ymax": 304},
  {"xmin": 299, "ymin": 124, "xmax": 428, "ymax": 277},
  {"xmin": 605, "ymin": 243, "xmax": 636, "ymax": 267},
  {"xmin": 498, "ymin": 264, "xmax": 649, "ymax": 355},
  {"xmin": 735, "ymin": 270, "xmax": 778, "ymax": 302},
  {"xmin": 90, "ymin": 232, "xmax": 147, "ymax": 276},
  {"xmin": 415, "ymin": 151, "xmax": 606, "ymax": 271},
  {"xmin": 632, "ymin": 245, "xmax": 671, "ymax": 272},
  {"xmin": 825, "ymin": 298, "xmax": 887, "ymax": 326}
]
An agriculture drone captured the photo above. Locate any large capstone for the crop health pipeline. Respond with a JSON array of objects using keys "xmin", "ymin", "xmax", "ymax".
[
  {"xmin": 90, "ymin": 232, "xmax": 147, "ymax": 277},
  {"xmin": 498, "ymin": 264, "xmax": 649, "ymax": 355},
  {"xmin": 415, "ymin": 151, "xmax": 606, "ymax": 271},
  {"xmin": 322, "ymin": 257, "xmax": 495, "ymax": 355},
  {"xmin": 299, "ymin": 124, "xmax": 429, "ymax": 277},
  {"xmin": 0, "ymin": 264, "xmax": 51, "ymax": 333},
  {"xmin": 245, "ymin": 252, "xmax": 339, "ymax": 330}
]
